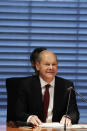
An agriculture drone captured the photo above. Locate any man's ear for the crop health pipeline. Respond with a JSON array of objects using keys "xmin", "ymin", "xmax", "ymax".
[{"xmin": 36, "ymin": 62, "xmax": 40, "ymax": 71}]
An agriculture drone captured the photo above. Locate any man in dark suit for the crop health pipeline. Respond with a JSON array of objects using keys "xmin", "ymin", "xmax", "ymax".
[{"xmin": 15, "ymin": 50, "xmax": 79, "ymax": 126}]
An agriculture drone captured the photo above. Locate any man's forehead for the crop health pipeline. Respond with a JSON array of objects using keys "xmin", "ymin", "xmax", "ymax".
[
  {"xmin": 38, "ymin": 50, "xmax": 58, "ymax": 63},
  {"xmin": 41, "ymin": 51, "xmax": 56, "ymax": 58},
  {"xmin": 41, "ymin": 50, "xmax": 54, "ymax": 55},
  {"xmin": 41, "ymin": 55, "xmax": 58, "ymax": 63}
]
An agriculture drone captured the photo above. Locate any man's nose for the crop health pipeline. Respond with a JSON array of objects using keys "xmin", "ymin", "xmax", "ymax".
[{"xmin": 49, "ymin": 64, "xmax": 53, "ymax": 69}]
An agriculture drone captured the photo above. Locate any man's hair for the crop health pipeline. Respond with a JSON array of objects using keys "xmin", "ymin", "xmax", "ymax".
[
  {"xmin": 30, "ymin": 47, "xmax": 47, "ymax": 74},
  {"xmin": 30, "ymin": 47, "xmax": 47, "ymax": 65}
]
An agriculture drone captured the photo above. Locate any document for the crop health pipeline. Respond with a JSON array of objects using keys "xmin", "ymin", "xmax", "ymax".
[
  {"xmin": 39, "ymin": 122, "xmax": 63, "ymax": 128},
  {"xmin": 39, "ymin": 122, "xmax": 87, "ymax": 129},
  {"xmin": 68, "ymin": 124, "xmax": 87, "ymax": 129}
]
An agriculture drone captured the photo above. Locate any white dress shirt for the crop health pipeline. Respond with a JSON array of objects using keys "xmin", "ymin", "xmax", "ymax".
[{"xmin": 27, "ymin": 77, "xmax": 55, "ymax": 123}]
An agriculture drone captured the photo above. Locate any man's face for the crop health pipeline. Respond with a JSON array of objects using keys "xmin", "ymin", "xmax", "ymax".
[{"xmin": 36, "ymin": 51, "xmax": 58, "ymax": 83}]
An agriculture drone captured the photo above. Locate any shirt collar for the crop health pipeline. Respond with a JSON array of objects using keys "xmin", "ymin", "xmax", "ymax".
[{"xmin": 39, "ymin": 76, "xmax": 55, "ymax": 88}]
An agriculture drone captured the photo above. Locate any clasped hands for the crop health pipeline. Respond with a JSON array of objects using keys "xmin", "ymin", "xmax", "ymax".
[{"xmin": 28, "ymin": 115, "xmax": 72, "ymax": 126}]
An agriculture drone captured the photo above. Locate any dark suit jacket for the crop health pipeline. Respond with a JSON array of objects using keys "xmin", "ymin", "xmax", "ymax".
[{"xmin": 15, "ymin": 75, "xmax": 79, "ymax": 124}]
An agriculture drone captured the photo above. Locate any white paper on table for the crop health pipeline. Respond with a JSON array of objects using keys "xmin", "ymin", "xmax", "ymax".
[
  {"xmin": 39, "ymin": 122, "xmax": 63, "ymax": 128},
  {"xmin": 68, "ymin": 124, "xmax": 87, "ymax": 129},
  {"xmin": 39, "ymin": 122, "xmax": 87, "ymax": 129}
]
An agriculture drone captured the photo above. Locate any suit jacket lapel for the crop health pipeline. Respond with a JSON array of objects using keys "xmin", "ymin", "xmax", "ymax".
[
  {"xmin": 32, "ymin": 76, "xmax": 43, "ymax": 105},
  {"xmin": 53, "ymin": 77, "xmax": 60, "ymax": 111},
  {"xmin": 31, "ymin": 76, "xmax": 44, "ymax": 119},
  {"xmin": 53, "ymin": 77, "xmax": 64, "ymax": 118}
]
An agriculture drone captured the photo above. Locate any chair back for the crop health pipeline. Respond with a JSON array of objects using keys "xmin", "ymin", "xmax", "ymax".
[{"xmin": 6, "ymin": 77, "xmax": 25, "ymax": 122}]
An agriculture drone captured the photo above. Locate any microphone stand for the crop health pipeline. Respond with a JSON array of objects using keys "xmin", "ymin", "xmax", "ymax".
[
  {"xmin": 64, "ymin": 86, "xmax": 87, "ymax": 131},
  {"xmin": 64, "ymin": 88, "xmax": 72, "ymax": 131}
]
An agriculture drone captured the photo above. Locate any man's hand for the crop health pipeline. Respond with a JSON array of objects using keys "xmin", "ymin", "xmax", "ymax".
[
  {"xmin": 60, "ymin": 116, "xmax": 72, "ymax": 126},
  {"xmin": 28, "ymin": 115, "xmax": 42, "ymax": 126}
]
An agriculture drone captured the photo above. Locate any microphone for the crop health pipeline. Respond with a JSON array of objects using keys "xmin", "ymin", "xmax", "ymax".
[
  {"xmin": 68, "ymin": 87, "xmax": 87, "ymax": 103},
  {"xmin": 64, "ymin": 87, "xmax": 72, "ymax": 131},
  {"xmin": 14, "ymin": 121, "xmax": 35, "ymax": 128}
]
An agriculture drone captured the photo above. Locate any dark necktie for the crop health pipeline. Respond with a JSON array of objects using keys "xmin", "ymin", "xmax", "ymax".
[{"xmin": 43, "ymin": 84, "xmax": 50, "ymax": 122}]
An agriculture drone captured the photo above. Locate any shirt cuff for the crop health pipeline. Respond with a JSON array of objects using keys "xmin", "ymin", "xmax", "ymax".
[
  {"xmin": 63, "ymin": 115, "xmax": 71, "ymax": 120},
  {"xmin": 27, "ymin": 115, "xmax": 33, "ymax": 123}
]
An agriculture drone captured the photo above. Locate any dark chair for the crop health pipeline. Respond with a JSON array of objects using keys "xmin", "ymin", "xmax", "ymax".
[{"xmin": 6, "ymin": 77, "xmax": 25, "ymax": 122}]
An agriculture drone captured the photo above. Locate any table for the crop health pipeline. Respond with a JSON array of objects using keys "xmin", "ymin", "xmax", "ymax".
[
  {"xmin": 1, "ymin": 122, "xmax": 87, "ymax": 131},
  {"xmin": 6, "ymin": 126, "xmax": 80, "ymax": 131},
  {"xmin": 6, "ymin": 126, "xmax": 87, "ymax": 131},
  {"xmin": 7, "ymin": 126, "xmax": 61, "ymax": 131}
]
